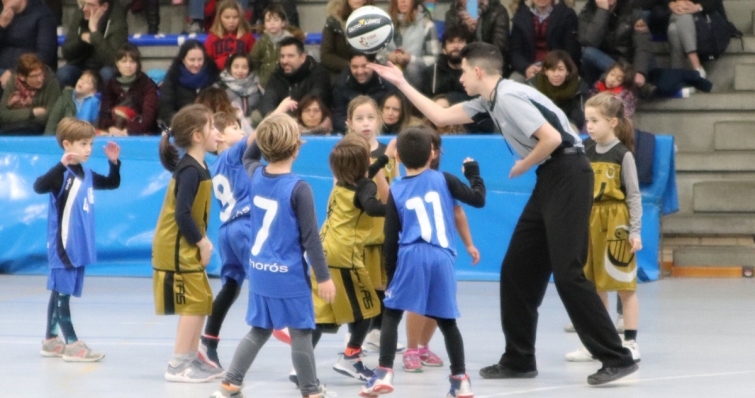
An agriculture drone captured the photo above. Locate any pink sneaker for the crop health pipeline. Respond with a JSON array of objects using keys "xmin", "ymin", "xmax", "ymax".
[
  {"xmin": 273, "ymin": 328, "xmax": 292, "ymax": 345},
  {"xmin": 402, "ymin": 349, "xmax": 423, "ymax": 373},
  {"xmin": 419, "ymin": 346, "xmax": 444, "ymax": 367}
]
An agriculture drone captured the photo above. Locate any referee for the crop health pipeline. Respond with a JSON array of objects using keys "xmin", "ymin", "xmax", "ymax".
[{"xmin": 369, "ymin": 42, "xmax": 637, "ymax": 385}]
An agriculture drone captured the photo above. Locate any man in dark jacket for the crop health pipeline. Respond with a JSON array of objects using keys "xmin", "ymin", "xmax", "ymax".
[
  {"xmin": 57, "ymin": 0, "xmax": 128, "ymax": 89},
  {"xmin": 421, "ymin": 28, "xmax": 468, "ymax": 103},
  {"xmin": 0, "ymin": 0, "xmax": 57, "ymax": 96},
  {"xmin": 578, "ymin": 0, "xmax": 654, "ymax": 86},
  {"xmin": 445, "ymin": 0, "xmax": 509, "ymax": 74},
  {"xmin": 259, "ymin": 37, "xmax": 333, "ymax": 117},
  {"xmin": 331, "ymin": 52, "xmax": 395, "ymax": 134}
]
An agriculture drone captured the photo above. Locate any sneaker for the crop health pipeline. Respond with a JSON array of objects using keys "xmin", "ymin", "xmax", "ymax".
[
  {"xmin": 564, "ymin": 323, "xmax": 576, "ymax": 333},
  {"xmin": 447, "ymin": 374, "xmax": 473, "ymax": 398},
  {"xmin": 402, "ymin": 349, "xmax": 422, "ymax": 373},
  {"xmin": 478, "ymin": 364, "xmax": 537, "ymax": 379},
  {"xmin": 40, "ymin": 337, "xmax": 65, "ymax": 357},
  {"xmin": 273, "ymin": 328, "xmax": 292, "ymax": 345},
  {"xmin": 311, "ymin": 385, "xmax": 336, "ymax": 398},
  {"xmin": 62, "ymin": 341, "xmax": 105, "ymax": 362},
  {"xmin": 333, "ymin": 351, "xmax": 374, "ymax": 381},
  {"xmin": 199, "ymin": 336, "xmax": 222, "ymax": 369},
  {"xmin": 565, "ymin": 346, "xmax": 597, "ymax": 362},
  {"xmin": 359, "ymin": 366, "xmax": 394, "ymax": 397},
  {"xmin": 587, "ymin": 363, "xmax": 639, "ymax": 386},
  {"xmin": 697, "ymin": 66, "xmax": 706, "ymax": 79},
  {"xmin": 623, "ymin": 340, "xmax": 641, "ymax": 363},
  {"xmin": 615, "ymin": 316, "xmax": 625, "ymax": 334},
  {"xmin": 419, "ymin": 346, "xmax": 443, "ymax": 367},
  {"xmin": 289, "ymin": 368, "xmax": 299, "ymax": 387},
  {"xmin": 194, "ymin": 356, "xmax": 226, "ymax": 379},
  {"xmin": 210, "ymin": 383, "xmax": 244, "ymax": 397},
  {"xmin": 164, "ymin": 358, "xmax": 217, "ymax": 383},
  {"xmin": 362, "ymin": 329, "xmax": 405, "ymax": 353}
]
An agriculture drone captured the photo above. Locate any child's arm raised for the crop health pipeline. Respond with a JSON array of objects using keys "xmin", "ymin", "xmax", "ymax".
[
  {"xmin": 382, "ymin": 193, "xmax": 401, "ymax": 282},
  {"xmin": 242, "ymin": 139, "xmax": 263, "ymax": 178},
  {"xmin": 443, "ymin": 158, "xmax": 485, "ymax": 208},
  {"xmin": 292, "ymin": 181, "xmax": 335, "ymax": 303},
  {"xmin": 354, "ymin": 177, "xmax": 386, "ymax": 217},
  {"xmin": 92, "ymin": 141, "xmax": 121, "ymax": 190},
  {"xmin": 33, "ymin": 161, "xmax": 68, "ymax": 194}
]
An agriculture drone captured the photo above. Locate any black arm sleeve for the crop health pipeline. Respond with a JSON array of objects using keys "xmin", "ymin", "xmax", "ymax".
[
  {"xmin": 443, "ymin": 161, "xmax": 486, "ymax": 208},
  {"xmin": 242, "ymin": 140, "xmax": 263, "ymax": 178},
  {"xmin": 367, "ymin": 155, "xmax": 389, "ymax": 179},
  {"xmin": 353, "ymin": 178, "xmax": 386, "ymax": 217},
  {"xmin": 291, "ymin": 181, "xmax": 331, "ymax": 284},
  {"xmin": 382, "ymin": 192, "xmax": 401, "ymax": 282},
  {"xmin": 91, "ymin": 160, "xmax": 121, "ymax": 190},
  {"xmin": 174, "ymin": 167, "xmax": 204, "ymax": 245},
  {"xmin": 33, "ymin": 163, "xmax": 67, "ymax": 194}
]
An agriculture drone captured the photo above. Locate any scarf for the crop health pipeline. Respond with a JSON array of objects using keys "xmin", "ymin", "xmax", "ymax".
[
  {"xmin": 595, "ymin": 81, "xmax": 625, "ymax": 95},
  {"xmin": 116, "ymin": 73, "xmax": 138, "ymax": 93},
  {"xmin": 219, "ymin": 70, "xmax": 259, "ymax": 97},
  {"xmin": 7, "ymin": 75, "xmax": 38, "ymax": 109},
  {"xmin": 178, "ymin": 64, "xmax": 212, "ymax": 90},
  {"xmin": 533, "ymin": 73, "xmax": 580, "ymax": 104},
  {"xmin": 268, "ymin": 29, "xmax": 292, "ymax": 45}
]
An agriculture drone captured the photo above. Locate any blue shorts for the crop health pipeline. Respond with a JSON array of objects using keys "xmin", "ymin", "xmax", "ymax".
[
  {"xmin": 218, "ymin": 218, "xmax": 251, "ymax": 286},
  {"xmin": 246, "ymin": 292, "xmax": 315, "ymax": 330},
  {"xmin": 47, "ymin": 266, "xmax": 86, "ymax": 297},
  {"xmin": 384, "ymin": 243, "xmax": 460, "ymax": 319}
]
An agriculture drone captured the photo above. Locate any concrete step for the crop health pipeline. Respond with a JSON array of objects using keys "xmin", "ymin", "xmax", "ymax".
[
  {"xmin": 734, "ymin": 63, "xmax": 755, "ymax": 90},
  {"xmin": 693, "ymin": 181, "xmax": 755, "ymax": 212},
  {"xmin": 673, "ymin": 246, "xmax": 755, "ymax": 267},
  {"xmin": 675, "ymin": 172, "xmax": 755, "ymax": 213},
  {"xmin": 714, "ymin": 121, "xmax": 755, "ymax": 150},
  {"xmin": 663, "ymin": 213, "xmax": 755, "ymax": 235},
  {"xmin": 638, "ymin": 92, "xmax": 755, "ymax": 112},
  {"xmin": 677, "ymin": 152, "xmax": 755, "ymax": 172}
]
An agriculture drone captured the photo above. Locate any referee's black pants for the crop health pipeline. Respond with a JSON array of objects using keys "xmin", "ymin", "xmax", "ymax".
[{"xmin": 498, "ymin": 152, "xmax": 634, "ymax": 371}]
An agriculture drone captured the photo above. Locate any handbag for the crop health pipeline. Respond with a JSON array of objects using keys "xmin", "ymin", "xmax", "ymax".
[{"xmin": 693, "ymin": 10, "xmax": 731, "ymax": 60}]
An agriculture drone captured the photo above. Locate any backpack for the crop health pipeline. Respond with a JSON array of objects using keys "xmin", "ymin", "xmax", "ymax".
[{"xmin": 694, "ymin": 10, "xmax": 743, "ymax": 60}]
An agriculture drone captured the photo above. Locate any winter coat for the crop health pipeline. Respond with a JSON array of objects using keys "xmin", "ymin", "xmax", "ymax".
[
  {"xmin": 44, "ymin": 87, "xmax": 100, "ymax": 134},
  {"xmin": 320, "ymin": 0, "xmax": 352, "ymax": 76},
  {"xmin": 380, "ymin": 7, "xmax": 440, "ymax": 67},
  {"xmin": 258, "ymin": 55, "xmax": 332, "ymax": 116},
  {"xmin": 204, "ymin": 32, "xmax": 255, "ymax": 70},
  {"xmin": 420, "ymin": 54, "xmax": 468, "ymax": 103},
  {"xmin": 60, "ymin": 0, "xmax": 128, "ymax": 70},
  {"xmin": 331, "ymin": 69, "xmax": 395, "ymax": 133},
  {"xmin": 249, "ymin": 27, "xmax": 304, "ymax": 87},
  {"xmin": 0, "ymin": 0, "xmax": 57, "ymax": 71},
  {"xmin": 158, "ymin": 63, "xmax": 219, "ymax": 124},
  {"xmin": 99, "ymin": 71, "xmax": 159, "ymax": 135},
  {"xmin": 445, "ymin": 0, "xmax": 509, "ymax": 62},
  {"xmin": 0, "ymin": 67, "xmax": 60, "ymax": 135}
]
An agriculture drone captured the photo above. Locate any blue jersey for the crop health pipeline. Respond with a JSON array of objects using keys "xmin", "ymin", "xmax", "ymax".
[
  {"xmin": 247, "ymin": 167, "xmax": 310, "ymax": 299},
  {"xmin": 210, "ymin": 139, "xmax": 252, "ymax": 224},
  {"xmin": 390, "ymin": 169, "xmax": 457, "ymax": 255},
  {"xmin": 47, "ymin": 167, "xmax": 96, "ymax": 269}
]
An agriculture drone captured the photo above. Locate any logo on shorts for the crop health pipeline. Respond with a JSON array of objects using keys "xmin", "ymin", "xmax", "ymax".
[
  {"xmin": 607, "ymin": 226, "xmax": 633, "ymax": 267},
  {"xmin": 249, "ymin": 260, "xmax": 289, "ymax": 273},
  {"xmin": 384, "ymin": 290, "xmax": 392, "ymax": 299},
  {"xmin": 362, "ymin": 289, "xmax": 374, "ymax": 309},
  {"xmin": 175, "ymin": 282, "xmax": 186, "ymax": 305}
]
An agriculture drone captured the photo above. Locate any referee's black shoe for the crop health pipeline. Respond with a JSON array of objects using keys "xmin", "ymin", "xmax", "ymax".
[
  {"xmin": 587, "ymin": 363, "xmax": 639, "ymax": 386},
  {"xmin": 479, "ymin": 364, "xmax": 538, "ymax": 379}
]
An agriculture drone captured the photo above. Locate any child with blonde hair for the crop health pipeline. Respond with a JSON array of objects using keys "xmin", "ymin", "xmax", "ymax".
[{"xmin": 205, "ymin": 0, "xmax": 255, "ymax": 70}]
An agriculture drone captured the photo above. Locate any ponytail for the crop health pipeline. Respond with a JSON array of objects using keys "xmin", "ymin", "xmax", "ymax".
[
  {"xmin": 585, "ymin": 92, "xmax": 635, "ymax": 152},
  {"xmin": 158, "ymin": 104, "xmax": 212, "ymax": 172},
  {"xmin": 158, "ymin": 133, "xmax": 179, "ymax": 172},
  {"xmin": 615, "ymin": 115, "xmax": 635, "ymax": 153}
]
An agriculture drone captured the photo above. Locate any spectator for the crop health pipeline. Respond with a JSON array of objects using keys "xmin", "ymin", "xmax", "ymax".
[
  {"xmin": 257, "ymin": 37, "xmax": 332, "ymax": 118},
  {"xmin": 45, "ymin": 70, "xmax": 101, "ymax": 135},
  {"xmin": 195, "ymin": 86, "xmax": 253, "ymax": 133},
  {"xmin": 204, "ymin": 0, "xmax": 255, "ymax": 70},
  {"xmin": 380, "ymin": 91, "xmax": 421, "ymax": 134},
  {"xmin": 578, "ymin": 0, "xmax": 654, "ymax": 90},
  {"xmin": 320, "ymin": 0, "xmax": 374, "ymax": 77},
  {"xmin": 99, "ymin": 43, "xmax": 159, "ymax": 136},
  {"xmin": 0, "ymin": 53, "xmax": 60, "ymax": 135},
  {"xmin": 296, "ymin": 94, "xmax": 333, "ymax": 135},
  {"xmin": 589, "ymin": 60, "xmax": 637, "ymax": 118},
  {"xmin": 332, "ymin": 52, "xmax": 395, "ymax": 133},
  {"xmin": 421, "ymin": 27, "xmax": 468, "ymax": 103},
  {"xmin": 218, "ymin": 53, "xmax": 262, "ymax": 120},
  {"xmin": 378, "ymin": 0, "xmax": 440, "ymax": 89},
  {"xmin": 58, "ymin": 0, "xmax": 128, "ymax": 89},
  {"xmin": 158, "ymin": 40, "xmax": 219, "ymax": 124},
  {"xmin": 423, "ymin": 94, "xmax": 466, "ymax": 134},
  {"xmin": 0, "ymin": 0, "xmax": 57, "ymax": 96},
  {"xmin": 445, "ymin": 0, "xmax": 509, "ymax": 72},
  {"xmin": 508, "ymin": 0, "xmax": 580, "ymax": 81},
  {"xmin": 249, "ymin": 5, "xmax": 304, "ymax": 87},
  {"xmin": 527, "ymin": 50, "xmax": 587, "ymax": 129},
  {"xmin": 667, "ymin": 0, "xmax": 718, "ymax": 78}
]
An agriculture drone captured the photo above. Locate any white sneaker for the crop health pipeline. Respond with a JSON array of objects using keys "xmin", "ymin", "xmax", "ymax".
[
  {"xmin": 362, "ymin": 329, "xmax": 405, "ymax": 352},
  {"xmin": 62, "ymin": 341, "xmax": 105, "ymax": 362},
  {"xmin": 623, "ymin": 340, "xmax": 641, "ymax": 363},
  {"xmin": 697, "ymin": 66, "xmax": 707, "ymax": 79},
  {"xmin": 565, "ymin": 346, "xmax": 597, "ymax": 362},
  {"xmin": 564, "ymin": 323, "xmax": 576, "ymax": 333},
  {"xmin": 164, "ymin": 358, "xmax": 216, "ymax": 383},
  {"xmin": 615, "ymin": 316, "xmax": 625, "ymax": 334}
]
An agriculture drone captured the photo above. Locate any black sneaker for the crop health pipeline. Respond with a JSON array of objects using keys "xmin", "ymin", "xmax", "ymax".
[
  {"xmin": 587, "ymin": 363, "xmax": 638, "ymax": 386},
  {"xmin": 479, "ymin": 364, "xmax": 538, "ymax": 379}
]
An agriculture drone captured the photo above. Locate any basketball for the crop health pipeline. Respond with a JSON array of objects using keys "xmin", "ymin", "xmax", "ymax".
[{"xmin": 345, "ymin": 6, "xmax": 394, "ymax": 54}]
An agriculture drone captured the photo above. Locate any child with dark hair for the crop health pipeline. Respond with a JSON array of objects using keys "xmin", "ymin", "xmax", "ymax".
[
  {"xmin": 45, "ymin": 71, "xmax": 101, "ymax": 135},
  {"xmin": 590, "ymin": 60, "xmax": 637, "ymax": 118}
]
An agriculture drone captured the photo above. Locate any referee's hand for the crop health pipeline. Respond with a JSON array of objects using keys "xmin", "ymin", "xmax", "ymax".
[{"xmin": 317, "ymin": 279, "xmax": 336, "ymax": 304}]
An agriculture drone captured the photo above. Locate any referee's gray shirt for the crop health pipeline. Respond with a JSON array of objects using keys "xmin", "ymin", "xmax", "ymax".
[{"xmin": 462, "ymin": 79, "xmax": 582, "ymax": 161}]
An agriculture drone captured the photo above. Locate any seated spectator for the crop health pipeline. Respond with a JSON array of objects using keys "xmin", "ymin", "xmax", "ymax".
[
  {"xmin": 423, "ymin": 94, "xmax": 466, "ymax": 134},
  {"xmin": 158, "ymin": 40, "xmax": 219, "ymax": 124},
  {"xmin": 45, "ymin": 70, "xmax": 101, "ymax": 135},
  {"xmin": 195, "ymin": 86, "xmax": 253, "ymax": 133},
  {"xmin": 445, "ymin": 0, "xmax": 509, "ymax": 72},
  {"xmin": 249, "ymin": 5, "xmax": 304, "ymax": 87},
  {"xmin": 296, "ymin": 94, "xmax": 333, "ymax": 135},
  {"xmin": 380, "ymin": 91, "xmax": 421, "ymax": 135},
  {"xmin": 378, "ymin": 0, "xmax": 440, "ymax": 89},
  {"xmin": 58, "ymin": 0, "xmax": 128, "ymax": 89},
  {"xmin": 218, "ymin": 53, "xmax": 261, "ymax": 120},
  {"xmin": 578, "ymin": 0, "xmax": 654, "ymax": 91},
  {"xmin": 0, "ymin": 0, "xmax": 57, "ymax": 97},
  {"xmin": 527, "ymin": 50, "xmax": 587, "ymax": 129},
  {"xmin": 0, "ymin": 53, "xmax": 60, "ymax": 135},
  {"xmin": 99, "ymin": 43, "xmax": 159, "ymax": 136},
  {"xmin": 421, "ymin": 27, "xmax": 468, "ymax": 103},
  {"xmin": 667, "ymin": 0, "xmax": 718, "ymax": 78},
  {"xmin": 204, "ymin": 0, "xmax": 255, "ymax": 71},
  {"xmin": 257, "ymin": 37, "xmax": 332, "ymax": 118},
  {"xmin": 590, "ymin": 60, "xmax": 637, "ymax": 118},
  {"xmin": 320, "ymin": 0, "xmax": 374, "ymax": 77},
  {"xmin": 332, "ymin": 52, "xmax": 395, "ymax": 133},
  {"xmin": 508, "ymin": 0, "xmax": 580, "ymax": 81}
]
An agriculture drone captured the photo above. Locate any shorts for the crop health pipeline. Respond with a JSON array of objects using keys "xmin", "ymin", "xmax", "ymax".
[
  {"xmin": 584, "ymin": 202, "xmax": 638, "ymax": 292},
  {"xmin": 218, "ymin": 219, "xmax": 251, "ymax": 286},
  {"xmin": 384, "ymin": 243, "xmax": 459, "ymax": 319},
  {"xmin": 153, "ymin": 270, "xmax": 213, "ymax": 316},
  {"xmin": 246, "ymin": 292, "xmax": 315, "ymax": 330},
  {"xmin": 364, "ymin": 245, "xmax": 387, "ymax": 290},
  {"xmin": 47, "ymin": 266, "xmax": 85, "ymax": 297},
  {"xmin": 312, "ymin": 266, "xmax": 380, "ymax": 325}
]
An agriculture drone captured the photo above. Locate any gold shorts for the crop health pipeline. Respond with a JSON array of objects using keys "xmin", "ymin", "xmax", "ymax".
[
  {"xmin": 584, "ymin": 202, "xmax": 637, "ymax": 292},
  {"xmin": 363, "ymin": 245, "xmax": 387, "ymax": 290},
  {"xmin": 153, "ymin": 270, "xmax": 213, "ymax": 316},
  {"xmin": 312, "ymin": 266, "xmax": 380, "ymax": 325}
]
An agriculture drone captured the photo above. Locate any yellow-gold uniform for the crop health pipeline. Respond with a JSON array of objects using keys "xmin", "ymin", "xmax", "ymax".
[{"xmin": 152, "ymin": 156, "xmax": 213, "ymax": 316}]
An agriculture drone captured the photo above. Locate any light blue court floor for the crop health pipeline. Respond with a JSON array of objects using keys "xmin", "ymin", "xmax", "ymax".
[{"xmin": 2, "ymin": 275, "xmax": 755, "ymax": 398}]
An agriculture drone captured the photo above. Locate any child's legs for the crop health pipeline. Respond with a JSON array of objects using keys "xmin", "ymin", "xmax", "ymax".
[
  {"xmin": 597, "ymin": 290, "xmax": 610, "ymax": 314},
  {"xmin": 378, "ymin": 308, "xmax": 404, "ymax": 369},
  {"xmin": 311, "ymin": 325, "xmax": 324, "ymax": 348},
  {"xmin": 56, "ymin": 293, "xmax": 77, "ymax": 344},
  {"xmin": 617, "ymin": 290, "xmax": 638, "ymax": 331},
  {"xmin": 175, "ymin": 315, "xmax": 205, "ymax": 354},
  {"xmin": 224, "ymin": 327, "xmax": 273, "ymax": 386},
  {"xmin": 204, "ymin": 279, "xmax": 241, "ymax": 337},
  {"xmin": 46, "ymin": 291, "xmax": 59, "ymax": 339},
  {"xmin": 347, "ymin": 318, "xmax": 371, "ymax": 350},
  {"xmin": 290, "ymin": 328, "xmax": 319, "ymax": 396},
  {"xmin": 406, "ymin": 312, "xmax": 437, "ymax": 349},
  {"xmin": 430, "ymin": 316, "xmax": 465, "ymax": 375},
  {"xmin": 369, "ymin": 290, "xmax": 385, "ymax": 331},
  {"xmin": 419, "ymin": 316, "xmax": 438, "ymax": 347}
]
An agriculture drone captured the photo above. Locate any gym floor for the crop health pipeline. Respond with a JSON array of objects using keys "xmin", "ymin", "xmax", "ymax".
[{"xmin": 2, "ymin": 275, "xmax": 754, "ymax": 397}]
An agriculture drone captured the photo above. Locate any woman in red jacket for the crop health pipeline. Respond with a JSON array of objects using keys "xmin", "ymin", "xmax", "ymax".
[{"xmin": 204, "ymin": 0, "xmax": 255, "ymax": 70}]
